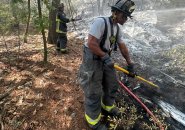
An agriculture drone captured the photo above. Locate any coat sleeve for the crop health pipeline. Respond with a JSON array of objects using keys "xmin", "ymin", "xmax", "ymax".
[{"xmin": 59, "ymin": 12, "xmax": 70, "ymax": 23}]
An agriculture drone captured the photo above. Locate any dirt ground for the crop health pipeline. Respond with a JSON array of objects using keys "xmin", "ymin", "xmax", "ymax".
[
  {"xmin": 0, "ymin": 33, "xmax": 92, "ymax": 130},
  {"xmin": 0, "ymin": 33, "xmax": 170, "ymax": 130}
]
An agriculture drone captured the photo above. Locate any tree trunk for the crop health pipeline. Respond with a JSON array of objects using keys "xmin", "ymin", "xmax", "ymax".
[
  {"xmin": 24, "ymin": 0, "xmax": 31, "ymax": 43},
  {"xmin": 67, "ymin": 0, "xmax": 76, "ymax": 30},
  {"xmin": 90, "ymin": 0, "xmax": 95, "ymax": 16},
  {"xmin": 101, "ymin": 0, "xmax": 106, "ymax": 15},
  {"xmin": 47, "ymin": 0, "xmax": 60, "ymax": 45},
  {"xmin": 109, "ymin": 0, "xmax": 114, "ymax": 5},
  {"xmin": 97, "ymin": 0, "xmax": 100, "ymax": 15},
  {"xmin": 37, "ymin": 0, "xmax": 47, "ymax": 63}
]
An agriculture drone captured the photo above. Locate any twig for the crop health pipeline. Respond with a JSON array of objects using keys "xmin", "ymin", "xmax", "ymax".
[
  {"xmin": 17, "ymin": 22, "xmax": 21, "ymax": 59},
  {"xmin": 0, "ymin": 114, "xmax": 4, "ymax": 130},
  {"xmin": 0, "ymin": 79, "xmax": 29, "ymax": 101},
  {"xmin": 0, "ymin": 87, "xmax": 15, "ymax": 101}
]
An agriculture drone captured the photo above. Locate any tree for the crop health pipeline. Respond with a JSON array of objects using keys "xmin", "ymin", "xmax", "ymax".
[
  {"xmin": 97, "ymin": 0, "xmax": 107, "ymax": 15},
  {"xmin": 47, "ymin": 0, "xmax": 60, "ymax": 45},
  {"xmin": 37, "ymin": 0, "xmax": 47, "ymax": 63},
  {"xmin": 24, "ymin": 0, "xmax": 31, "ymax": 43},
  {"xmin": 97, "ymin": 0, "xmax": 100, "ymax": 15},
  {"xmin": 67, "ymin": 0, "xmax": 76, "ymax": 30}
]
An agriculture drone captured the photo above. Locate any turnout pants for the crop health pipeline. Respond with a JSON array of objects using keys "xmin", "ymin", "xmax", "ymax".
[
  {"xmin": 78, "ymin": 46, "xmax": 119, "ymax": 126},
  {"xmin": 57, "ymin": 33, "xmax": 67, "ymax": 50}
]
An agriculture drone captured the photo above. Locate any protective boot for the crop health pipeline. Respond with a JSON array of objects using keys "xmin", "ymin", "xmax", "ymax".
[
  {"xmin": 60, "ymin": 48, "xmax": 69, "ymax": 54},
  {"xmin": 109, "ymin": 107, "xmax": 121, "ymax": 118},
  {"xmin": 56, "ymin": 48, "xmax": 61, "ymax": 55},
  {"xmin": 89, "ymin": 121, "xmax": 108, "ymax": 130},
  {"xmin": 102, "ymin": 107, "xmax": 121, "ymax": 118}
]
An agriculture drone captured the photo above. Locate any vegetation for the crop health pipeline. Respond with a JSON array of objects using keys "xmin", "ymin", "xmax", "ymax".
[{"xmin": 0, "ymin": 0, "xmax": 184, "ymax": 129}]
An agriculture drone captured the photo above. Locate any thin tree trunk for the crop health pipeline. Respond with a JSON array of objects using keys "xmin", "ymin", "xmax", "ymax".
[
  {"xmin": 17, "ymin": 23, "xmax": 21, "ymax": 59},
  {"xmin": 10, "ymin": 0, "xmax": 21, "ymax": 59},
  {"xmin": 101, "ymin": 0, "xmax": 106, "ymax": 15},
  {"xmin": 97, "ymin": 0, "xmax": 100, "ymax": 15},
  {"xmin": 2, "ymin": 33, "xmax": 11, "ymax": 69},
  {"xmin": 68, "ymin": 0, "xmax": 76, "ymax": 30},
  {"xmin": 90, "ymin": 0, "xmax": 95, "ymax": 16},
  {"xmin": 47, "ymin": 0, "xmax": 60, "ymax": 45},
  {"xmin": 37, "ymin": 0, "xmax": 47, "ymax": 63},
  {"xmin": 24, "ymin": 0, "xmax": 31, "ymax": 43}
]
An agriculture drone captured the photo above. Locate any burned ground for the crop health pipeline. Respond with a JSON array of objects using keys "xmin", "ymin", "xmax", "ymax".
[{"xmin": 1, "ymin": 33, "xmax": 184, "ymax": 130}]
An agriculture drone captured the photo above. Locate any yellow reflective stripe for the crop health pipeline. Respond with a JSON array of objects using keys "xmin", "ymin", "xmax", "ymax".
[
  {"xmin": 56, "ymin": 30, "xmax": 66, "ymax": 34},
  {"xmin": 56, "ymin": 17, "xmax": 66, "ymax": 33},
  {"xmin": 56, "ymin": 15, "xmax": 60, "ymax": 32},
  {"xmin": 85, "ymin": 113, "xmax": 101, "ymax": 126},
  {"xmin": 60, "ymin": 48, "xmax": 67, "ymax": 52},
  {"xmin": 101, "ymin": 101, "xmax": 115, "ymax": 112},
  {"xmin": 56, "ymin": 18, "xmax": 65, "ymax": 23},
  {"xmin": 56, "ymin": 18, "xmax": 60, "ymax": 32},
  {"xmin": 56, "ymin": 18, "xmax": 61, "ymax": 22}
]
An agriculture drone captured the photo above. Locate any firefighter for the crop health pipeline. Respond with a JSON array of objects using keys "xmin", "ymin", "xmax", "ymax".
[
  {"xmin": 56, "ymin": 3, "xmax": 75, "ymax": 54},
  {"xmin": 78, "ymin": 0, "xmax": 136, "ymax": 129}
]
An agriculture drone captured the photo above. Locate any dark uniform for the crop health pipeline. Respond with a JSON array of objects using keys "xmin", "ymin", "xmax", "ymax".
[{"xmin": 56, "ymin": 4, "xmax": 71, "ymax": 53}]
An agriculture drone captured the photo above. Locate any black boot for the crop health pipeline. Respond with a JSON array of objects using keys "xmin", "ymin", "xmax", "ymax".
[{"xmin": 102, "ymin": 107, "xmax": 121, "ymax": 118}]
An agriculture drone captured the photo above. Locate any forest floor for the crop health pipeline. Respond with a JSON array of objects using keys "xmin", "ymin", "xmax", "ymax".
[
  {"xmin": 0, "ymin": 33, "xmax": 89, "ymax": 130},
  {"xmin": 0, "ymin": 33, "xmax": 171, "ymax": 130}
]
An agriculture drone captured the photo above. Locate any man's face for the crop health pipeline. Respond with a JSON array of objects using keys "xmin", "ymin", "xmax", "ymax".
[
  {"xmin": 59, "ymin": 6, "xmax": 64, "ymax": 11},
  {"xmin": 116, "ymin": 12, "xmax": 128, "ymax": 25}
]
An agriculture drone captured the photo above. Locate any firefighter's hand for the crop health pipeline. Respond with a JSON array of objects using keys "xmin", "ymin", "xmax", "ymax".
[
  {"xmin": 127, "ymin": 64, "xmax": 136, "ymax": 78},
  {"xmin": 101, "ymin": 53, "xmax": 114, "ymax": 68},
  {"xmin": 70, "ymin": 18, "xmax": 75, "ymax": 22},
  {"xmin": 71, "ymin": 18, "xmax": 82, "ymax": 22}
]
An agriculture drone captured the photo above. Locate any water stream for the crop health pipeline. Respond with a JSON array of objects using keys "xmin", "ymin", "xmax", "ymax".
[{"xmin": 121, "ymin": 8, "xmax": 185, "ymax": 129}]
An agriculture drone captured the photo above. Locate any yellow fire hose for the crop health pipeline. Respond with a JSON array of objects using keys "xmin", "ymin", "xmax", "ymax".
[{"xmin": 114, "ymin": 64, "xmax": 159, "ymax": 89}]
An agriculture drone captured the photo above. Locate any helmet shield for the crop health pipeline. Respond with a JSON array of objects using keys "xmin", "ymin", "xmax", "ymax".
[{"xmin": 111, "ymin": 0, "xmax": 135, "ymax": 18}]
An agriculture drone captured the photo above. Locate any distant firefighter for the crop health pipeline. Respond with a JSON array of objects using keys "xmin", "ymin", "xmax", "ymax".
[{"xmin": 56, "ymin": 3, "xmax": 78, "ymax": 54}]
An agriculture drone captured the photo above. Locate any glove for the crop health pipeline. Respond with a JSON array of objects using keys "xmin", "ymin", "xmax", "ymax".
[
  {"xmin": 70, "ymin": 18, "xmax": 75, "ymax": 22},
  {"xmin": 127, "ymin": 64, "xmax": 136, "ymax": 78},
  {"xmin": 101, "ymin": 53, "xmax": 114, "ymax": 68}
]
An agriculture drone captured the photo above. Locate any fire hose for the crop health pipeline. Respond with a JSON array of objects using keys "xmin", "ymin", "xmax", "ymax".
[
  {"xmin": 118, "ymin": 81, "xmax": 164, "ymax": 130},
  {"xmin": 114, "ymin": 64, "xmax": 164, "ymax": 129}
]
